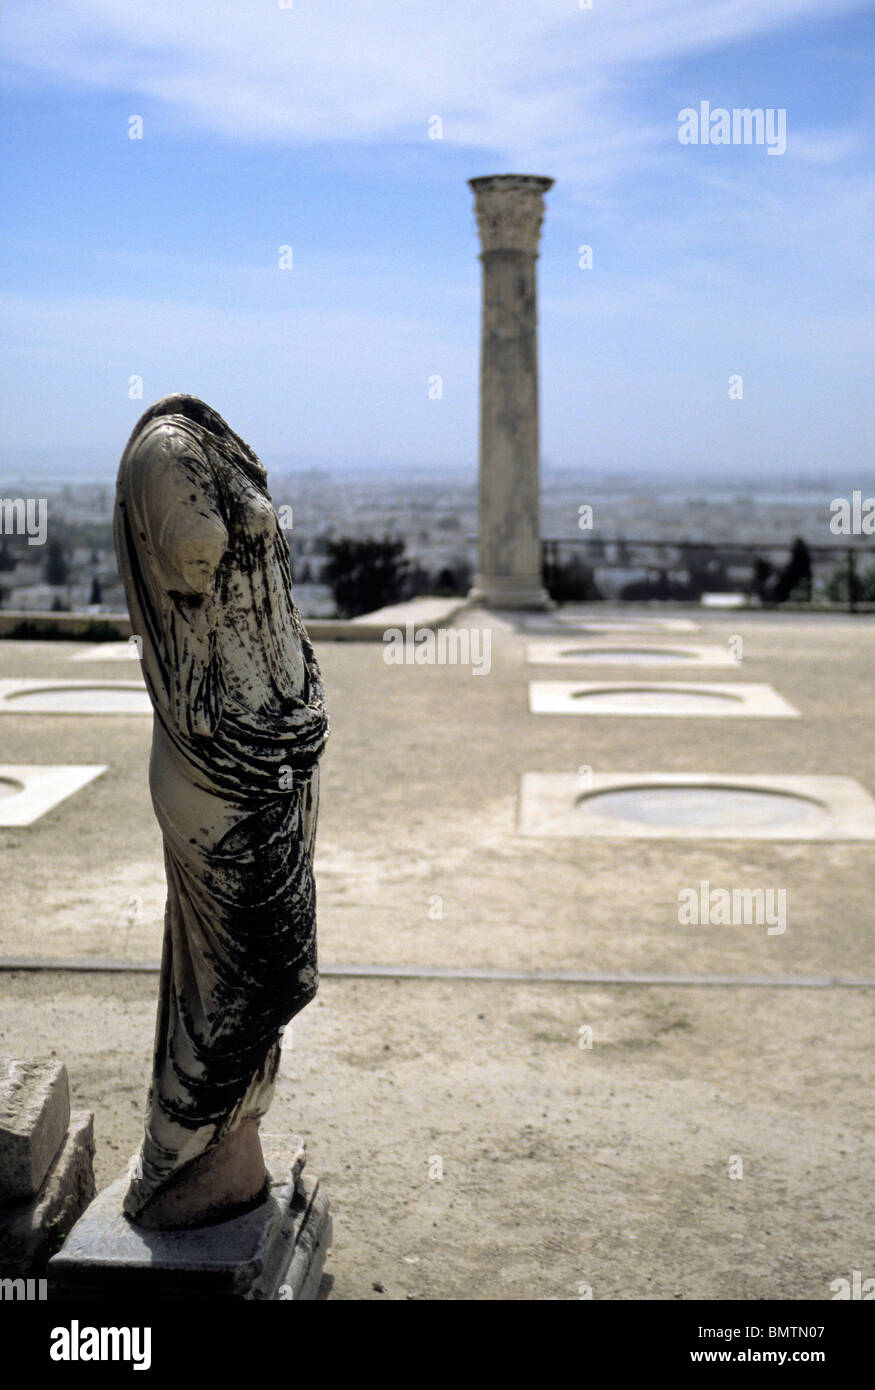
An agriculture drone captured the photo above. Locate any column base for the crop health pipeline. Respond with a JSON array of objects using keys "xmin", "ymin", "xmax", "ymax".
[{"xmin": 468, "ymin": 576, "xmax": 554, "ymax": 611}]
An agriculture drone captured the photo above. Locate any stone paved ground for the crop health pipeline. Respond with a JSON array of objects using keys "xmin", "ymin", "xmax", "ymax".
[{"xmin": 0, "ymin": 605, "xmax": 872, "ymax": 1299}]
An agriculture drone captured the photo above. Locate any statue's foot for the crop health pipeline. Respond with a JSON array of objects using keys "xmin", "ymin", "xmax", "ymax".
[{"xmin": 133, "ymin": 1117, "xmax": 270, "ymax": 1230}]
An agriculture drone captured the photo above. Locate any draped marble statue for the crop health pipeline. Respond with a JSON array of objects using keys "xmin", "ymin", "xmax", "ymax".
[{"xmin": 114, "ymin": 395, "xmax": 329, "ymax": 1229}]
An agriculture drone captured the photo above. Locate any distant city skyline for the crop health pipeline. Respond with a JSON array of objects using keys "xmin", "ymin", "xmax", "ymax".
[
  {"xmin": 0, "ymin": 447, "xmax": 861, "ymax": 495},
  {"xmin": 1, "ymin": 1, "xmax": 873, "ymax": 482}
]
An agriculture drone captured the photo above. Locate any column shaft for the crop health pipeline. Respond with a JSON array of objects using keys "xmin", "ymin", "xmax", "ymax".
[{"xmin": 468, "ymin": 174, "xmax": 553, "ymax": 610}]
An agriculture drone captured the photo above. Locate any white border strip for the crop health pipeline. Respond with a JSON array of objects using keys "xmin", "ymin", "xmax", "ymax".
[
  {"xmin": 528, "ymin": 680, "xmax": 799, "ymax": 717},
  {"xmin": 526, "ymin": 639, "xmax": 738, "ymax": 667},
  {"xmin": 0, "ymin": 765, "xmax": 107, "ymax": 826},
  {"xmin": 518, "ymin": 772, "xmax": 875, "ymax": 840},
  {"xmin": 0, "ymin": 680, "xmax": 151, "ymax": 715}
]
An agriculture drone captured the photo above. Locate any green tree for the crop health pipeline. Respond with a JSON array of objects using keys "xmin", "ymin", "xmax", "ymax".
[
  {"xmin": 543, "ymin": 551, "xmax": 601, "ymax": 603},
  {"xmin": 44, "ymin": 537, "xmax": 69, "ymax": 586},
  {"xmin": 772, "ymin": 537, "xmax": 812, "ymax": 603},
  {"xmin": 323, "ymin": 536, "xmax": 411, "ymax": 618},
  {"xmin": 433, "ymin": 558, "xmax": 471, "ymax": 596},
  {"xmin": 824, "ymin": 556, "xmax": 875, "ymax": 604}
]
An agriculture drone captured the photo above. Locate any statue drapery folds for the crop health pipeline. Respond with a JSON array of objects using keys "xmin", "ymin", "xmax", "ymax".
[{"xmin": 114, "ymin": 395, "xmax": 328, "ymax": 1227}]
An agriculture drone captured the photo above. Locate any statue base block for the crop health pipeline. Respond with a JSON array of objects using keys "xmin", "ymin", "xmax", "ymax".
[{"xmin": 47, "ymin": 1142, "xmax": 331, "ymax": 1301}]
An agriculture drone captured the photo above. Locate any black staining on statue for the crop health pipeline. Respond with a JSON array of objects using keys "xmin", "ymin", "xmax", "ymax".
[{"xmin": 113, "ymin": 394, "xmax": 328, "ymax": 1219}]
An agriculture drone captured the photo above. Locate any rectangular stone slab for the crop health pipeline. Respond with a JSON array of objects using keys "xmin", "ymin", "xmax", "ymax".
[
  {"xmin": 526, "ymin": 639, "xmax": 739, "ymax": 667},
  {"xmin": 524, "ymin": 615, "xmax": 700, "ymax": 633},
  {"xmin": 528, "ymin": 680, "xmax": 800, "ymax": 718},
  {"xmin": 0, "ymin": 1111, "xmax": 95, "ymax": 1276},
  {"xmin": 0, "ymin": 766, "xmax": 106, "ymax": 828},
  {"xmin": 68, "ymin": 643, "xmax": 143, "ymax": 663},
  {"xmin": 0, "ymin": 680, "xmax": 151, "ymax": 715},
  {"xmin": 518, "ymin": 773, "xmax": 875, "ymax": 841},
  {"xmin": 0, "ymin": 1059, "xmax": 71, "ymax": 1201},
  {"xmin": 48, "ymin": 1151, "xmax": 330, "ymax": 1301}
]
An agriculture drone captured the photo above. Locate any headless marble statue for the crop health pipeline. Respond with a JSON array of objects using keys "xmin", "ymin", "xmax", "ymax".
[{"xmin": 113, "ymin": 395, "xmax": 328, "ymax": 1229}]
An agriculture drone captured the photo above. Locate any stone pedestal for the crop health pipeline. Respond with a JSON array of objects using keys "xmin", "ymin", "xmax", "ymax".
[
  {"xmin": 0, "ymin": 1060, "xmax": 95, "ymax": 1277},
  {"xmin": 468, "ymin": 174, "xmax": 554, "ymax": 611},
  {"xmin": 48, "ymin": 1139, "xmax": 331, "ymax": 1300}
]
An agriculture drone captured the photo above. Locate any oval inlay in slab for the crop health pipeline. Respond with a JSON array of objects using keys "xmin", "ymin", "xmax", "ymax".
[
  {"xmin": 570, "ymin": 685, "xmax": 741, "ymax": 714},
  {"xmin": 4, "ymin": 685, "xmax": 149, "ymax": 713},
  {"xmin": 577, "ymin": 784, "xmax": 824, "ymax": 828},
  {"xmin": 560, "ymin": 647, "xmax": 696, "ymax": 663},
  {"xmin": 0, "ymin": 777, "xmax": 24, "ymax": 799}
]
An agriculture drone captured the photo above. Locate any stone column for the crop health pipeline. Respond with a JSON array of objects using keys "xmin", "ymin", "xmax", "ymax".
[{"xmin": 468, "ymin": 174, "xmax": 554, "ymax": 610}]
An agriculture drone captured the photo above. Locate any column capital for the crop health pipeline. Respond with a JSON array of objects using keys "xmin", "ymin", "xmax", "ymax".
[{"xmin": 469, "ymin": 174, "xmax": 554, "ymax": 254}]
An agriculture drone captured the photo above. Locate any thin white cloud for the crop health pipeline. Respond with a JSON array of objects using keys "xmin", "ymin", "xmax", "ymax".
[
  {"xmin": 789, "ymin": 129, "xmax": 865, "ymax": 164},
  {"xmin": 4, "ymin": 0, "xmax": 869, "ymax": 181},
  {"xmin": 3, "ymin": 2, "xmax": 871, "ymax": 475}
]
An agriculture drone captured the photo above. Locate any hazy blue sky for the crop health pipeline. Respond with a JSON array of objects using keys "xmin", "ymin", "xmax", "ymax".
[{"xmin": 1, "ymin": 0, "xmax": 872, "ymax": 482}]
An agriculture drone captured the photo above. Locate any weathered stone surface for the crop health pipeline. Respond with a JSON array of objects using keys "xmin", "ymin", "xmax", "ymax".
[
  {"xmin": 467, "ymin": 174, "xmax": 554, "ymax": 611},
  {"xmin": 114, "ymin": 396, "xmax": 329, "ymax": 1227},
  {"xmin": 48, "ymin": 1144, "xmax": 329, "ymax": 1300},
  {"xmin": 277, "ymin": 1184, "xmax": 332, "ymax": 1302},
  {"xmin": 0, "ymin": 1111, "xmax": 95, "ymax": 1277},
  {"xmin": 0, "ymin": 1058, "xmax": 70, "ymax": 1201},
  {"xmin": 134, "ymin": 1117, "xmax": 270, "ymax": 1230}
]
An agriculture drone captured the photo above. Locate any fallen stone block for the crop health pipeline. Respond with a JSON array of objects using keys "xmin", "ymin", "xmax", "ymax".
[
  {"xmin": 0, "ymin": 1059, "xmax": 71, "ymax": 1202},
  {"xmin": 0, "ymin": 1111, "xmax": 95, "ymax": 1277}
]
